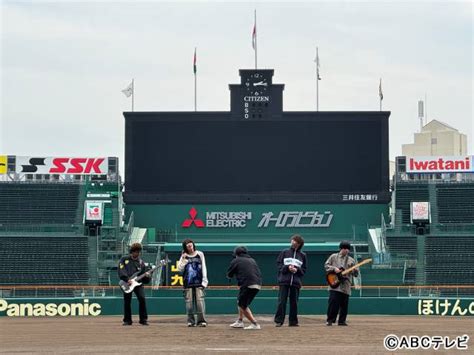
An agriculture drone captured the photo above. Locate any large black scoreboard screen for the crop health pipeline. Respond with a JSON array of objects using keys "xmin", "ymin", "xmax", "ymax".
[{"xmin": 124, "ymin": 112, "xmax": 389, "ymax": 203}]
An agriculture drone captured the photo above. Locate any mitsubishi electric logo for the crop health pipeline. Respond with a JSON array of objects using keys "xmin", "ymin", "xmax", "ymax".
[
  {"xmin": 181, "ymin": 207, "xmax": 251, "ymax": 228},
  {"xmin": 181, "ymin": 207, "xmax": 205, "ymax": 228}
]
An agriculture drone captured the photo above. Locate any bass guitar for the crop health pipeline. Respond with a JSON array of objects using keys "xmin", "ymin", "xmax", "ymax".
[
  {"xmin": 119, "ymin": 259, "xmax": 169, "ymax": 293},
  {"xmin": 326, "ymin": 258, "xmax": 372, "ymax": 289}
]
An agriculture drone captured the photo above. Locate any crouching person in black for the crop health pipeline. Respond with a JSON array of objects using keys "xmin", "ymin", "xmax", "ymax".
[
  {"xmin": 227, "ymin": 246, "xmax": 263, "ymax": 330},
  {"xmin": 118, "ymin": 242, "xmax": 151, "ymax": 326}
]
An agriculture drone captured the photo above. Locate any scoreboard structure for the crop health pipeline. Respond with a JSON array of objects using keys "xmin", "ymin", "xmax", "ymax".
[{"xmin": 124, "ymin": 69, "xmax": 390, "ymax": 205}]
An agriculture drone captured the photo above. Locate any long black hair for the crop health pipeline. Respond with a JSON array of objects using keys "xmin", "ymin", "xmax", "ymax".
[{"xmin": 182, "ymin": 238, "xmax": 196, "ymax": 253}]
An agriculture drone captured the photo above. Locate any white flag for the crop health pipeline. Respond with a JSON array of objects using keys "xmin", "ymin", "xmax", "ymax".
[
  {"xmin": 314, "ymin": 48, "xmax": 321, "ymax": 80},
  {"xmin": 252, "ymin": 23, "xmax": 256, "ymax": 50},
  {"xmin": 122, "ymin": 82, "xmax": 133, "ymax": 98},
  {"xmin": 379, "ymin": 78, "xmax": 383, "ymax": 100}
]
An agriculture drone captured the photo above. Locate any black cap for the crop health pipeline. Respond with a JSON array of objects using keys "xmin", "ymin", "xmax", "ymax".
[{"xmin": 339, "ymin": 241, "xmax": 351, "ymax": 250}]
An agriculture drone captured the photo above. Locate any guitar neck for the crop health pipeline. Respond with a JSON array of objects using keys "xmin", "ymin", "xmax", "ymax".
[
  {"xmin": 341, "ymin": 258, "xmax": 372, "ymax": 276},
  {"xmin": 135, "ymin": 266, "xmax": 156, "ymax": 281},
  {"xmin": 134, "ymin": 259, "xmax": 168, "ymax": 281}
]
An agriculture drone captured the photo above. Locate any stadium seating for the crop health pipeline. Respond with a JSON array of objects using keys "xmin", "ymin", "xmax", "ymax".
[
  {"xmin": 437, "ymin": 184, "xmax": 474, "ymax": 224},
  {"xmin": 385, "ymin": 236, "xmax": 417, "ymax": 260},
  {"xmin": 0, "ymin": 236, "xmax": 89, "ymax": 285},
  {"xmin": 394, "ymin": 182, "xmax": 429, "ymax": 224},
  {"xmin": 0, "ymin": 182, "xmax": 81, "ymax": 225},
  {"xmin": 425, "ymin": 236, "xmax": 474, "ymax": 285},
  {"xmin": 384, "ymin": 180, "xmax": 474, "ymax": 295}
]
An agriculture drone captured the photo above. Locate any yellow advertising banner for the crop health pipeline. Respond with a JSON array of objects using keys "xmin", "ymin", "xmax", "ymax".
[{"xmin": 0, "ymin": 155, "xmax": 7, "ymax": 174}]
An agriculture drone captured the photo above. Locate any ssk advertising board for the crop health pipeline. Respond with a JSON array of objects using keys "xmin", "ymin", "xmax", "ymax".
[{"xmin": 15, "ymin": 156, "xmax": 108, "ymax": 175}]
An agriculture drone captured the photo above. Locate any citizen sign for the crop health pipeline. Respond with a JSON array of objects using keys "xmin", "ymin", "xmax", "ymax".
[{"xmin": 244, "ymin": 96, "xmax": 270, "ymax": 102}]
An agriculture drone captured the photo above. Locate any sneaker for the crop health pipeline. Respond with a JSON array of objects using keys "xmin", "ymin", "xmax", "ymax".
[
  {"xmin": 139, "ymin": 321, "xmax": 149, "ymax": 326},
  {"xmin": 288, "ymin": 323, "xmax": 299, "ymax": 327},
  {"xmin": 275, "ymin": 323, "xmax": 283, "ymax": 327},
  {"xmin": 198, "ymin": 322, "xmax": 207, "ymax": 327},
  {"xmin": 326, "ymin": 321, "xmax": 333, "ymax": 326},
  {"xmin": 187, "ymin": 322, "xmax": 196, "ymax": 327},
  {"xmin": 338, "ymin": 322, "xmax": 348, "ymax": 326},
  {"xmin": 244, "ymin": 323, "xmax": 261, "ymax": 330},
  {"xmin": 229, "ymin": 320, "xmax": 244, "ymax": 328},
  {"xmin": 122, "ymin": 321, "xmax": 133, "ymax": 326}
]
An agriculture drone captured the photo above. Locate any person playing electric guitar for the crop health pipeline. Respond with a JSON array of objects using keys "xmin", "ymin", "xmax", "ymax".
[
  {"xmin": 118, "ymin": 242, "xmax": 151, "ymax": 326},
  {"xmin": 324, "ymin": 241, "xmax": 359, "ymax": 326}
]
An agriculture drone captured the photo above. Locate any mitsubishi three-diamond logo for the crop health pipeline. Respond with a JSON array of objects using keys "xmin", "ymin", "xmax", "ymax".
[{"xmin": 181, "ymin": 207, "xmax": 205, "ymax": 228}]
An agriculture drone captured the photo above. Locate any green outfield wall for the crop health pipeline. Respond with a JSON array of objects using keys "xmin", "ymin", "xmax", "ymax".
[
  {"xmin": 2, "ymin": 290, "xmax": 473, "ymax": 317},
  {"xmin": 126, "ymin": 204, "xmax": 388, "ymax": 243}
]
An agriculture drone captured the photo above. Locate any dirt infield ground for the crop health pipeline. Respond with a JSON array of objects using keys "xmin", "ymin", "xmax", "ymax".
[{"xmin": 0, "ymin": 315, "xmax": 472, "ymax": 354}]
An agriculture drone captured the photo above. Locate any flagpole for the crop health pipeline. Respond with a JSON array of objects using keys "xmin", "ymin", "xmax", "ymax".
[
  {"xmin": 194, "ymin": 47, "xmax": 197, "ymax": 111},
  {"xmin": 132, "ymin": 78, "xmax": 134, "ymax": 112},
  {"xmin": 254, "ymin": 10, "xmax": 257, "ymax": 70},
  {"xmin": 316, "ymin": 47, "xmax": 319, "ymax": 112},
  {"xmin": 425, "ymin": 92, "xmax": 428, "ymax": 124},
  {"xmin": 379, "ymin": 78, "xmax": 382, "ymax": 112},
  {"xmin": 379, "ymin": 97, "xmax": 382, "ymax": 111}
]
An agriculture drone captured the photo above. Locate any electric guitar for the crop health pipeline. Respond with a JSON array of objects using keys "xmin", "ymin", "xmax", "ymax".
[
  {"xmin": 119, "ymin": 259, "xmax": 169, "ymax": 293},
  {"xmin": 326, "ymin": 258, "xmax": 372, "ymax": 289}
]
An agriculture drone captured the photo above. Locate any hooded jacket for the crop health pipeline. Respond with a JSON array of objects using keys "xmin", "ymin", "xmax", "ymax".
[
  {"xmin": 226, "ymin": 246, "xmax": 262, "ymax": 288},
  {"xmin": 276, "ymin": 247, "xmax": 307, "ymax": 288}
]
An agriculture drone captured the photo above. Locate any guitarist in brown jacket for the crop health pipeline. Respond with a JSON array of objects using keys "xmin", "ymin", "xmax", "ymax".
[{"xmin": 324, "ymin": 241, "xmax": 359, "ymax": 326}]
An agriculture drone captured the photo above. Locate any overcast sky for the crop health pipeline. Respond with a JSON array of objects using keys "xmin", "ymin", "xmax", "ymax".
[{"xmin": 1, "ymin": 1, "xmax": 472, "ymax": 177}]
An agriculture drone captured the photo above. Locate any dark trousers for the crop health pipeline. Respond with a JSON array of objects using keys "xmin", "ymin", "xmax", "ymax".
[
  {"xmin": 326, "ymin": 290, "xmax": 349, "ymax": 324},
  {"xmin": 123, "ymin": 285, "xmax": 148, "ymax": 323},
  {"xmin": 274, "ymin": 285, "xmax": 300, "ymax": 325}
]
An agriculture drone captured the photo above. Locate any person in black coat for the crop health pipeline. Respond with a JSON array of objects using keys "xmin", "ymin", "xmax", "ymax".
[
  {"xmin": 274, "ymin": 234, "xmax": 307, "ymax": 327},
  {"xmin": 118, "ymin": 243, "xmax": 151, "ymax": 325},
  {"xmin": 227, "ymin": 246, "xmax": 263, "ymax": 330}
]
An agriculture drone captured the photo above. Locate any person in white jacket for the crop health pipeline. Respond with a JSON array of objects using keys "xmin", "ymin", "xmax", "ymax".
[{"xmin": 177, "ymin": 238, "xmax": 208, "ymax": 327}]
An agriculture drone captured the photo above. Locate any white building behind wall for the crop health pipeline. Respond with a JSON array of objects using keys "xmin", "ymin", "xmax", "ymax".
[{"xmin": 402, "ymin": 119, "xmax": 467, "ymax": 157}]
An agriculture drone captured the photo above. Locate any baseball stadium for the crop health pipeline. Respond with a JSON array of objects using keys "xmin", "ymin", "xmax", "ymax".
[{"xmin": 1, "ymin": 69, "xmax": 473, "ymax": 353}]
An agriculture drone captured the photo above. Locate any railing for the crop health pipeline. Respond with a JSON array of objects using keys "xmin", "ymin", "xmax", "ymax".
[
  {"xmin": 395, "ymin": 175, "xmax": 474, "ymax": 184},
  {"xmin": 0, "ymin": 179, "xmax": 86, "ymax": 184},
  {"xmin": 0, "ymin": 224, "xmax": 81, "ymax": 234},
  {"xmin": 386, "ymin": 223, "xmax": 474, "ymax": 236},
  {"xmin": 1, "ymin": 285, "xmax": 473, "ymax": 299},
  {"xmin": 436, "ymin": 224, "xmax": 474, "ymax": 233},
  {"xmin": 154, "ymin": 232, "xmax": 370, "ymax": 244},
  {"xmin": 121, "ymin": 212, "xmax": 134, "ymax": 250}
]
